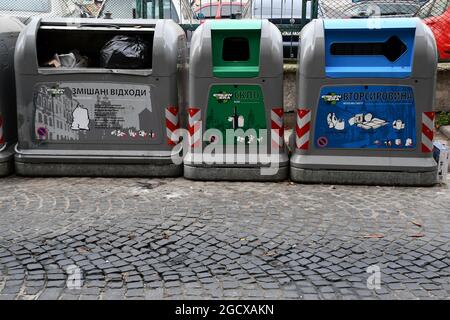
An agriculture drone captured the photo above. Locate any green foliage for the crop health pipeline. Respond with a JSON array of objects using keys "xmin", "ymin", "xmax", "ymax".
[{"xmin": 436, "ymin": 112, "xmax": 450, "ymax": 127}]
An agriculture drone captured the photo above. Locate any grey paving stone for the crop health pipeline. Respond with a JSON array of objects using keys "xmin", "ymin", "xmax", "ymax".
[
  {"xmin": 38, "ymin": 288, "xmax": 63, "ymax": 300},
  {"xmin": 0, "ymin": 177, "xmax": 448, "ymax": 300},
  {"xmin": 102, "ymin": 289, "xmax": 126, "ymax": 300},
  {"xmin": 127, "ymin": 282, "xmax": 144, "ymax": 290}
]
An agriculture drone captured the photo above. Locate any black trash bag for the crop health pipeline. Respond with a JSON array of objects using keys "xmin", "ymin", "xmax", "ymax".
[{"xmin": 100, "ymin": 35, "xmax": 151, "ymax": 69}]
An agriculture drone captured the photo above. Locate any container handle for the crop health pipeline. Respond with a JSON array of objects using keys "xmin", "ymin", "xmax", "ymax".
[{"xmin": 77, "ymin": 24, "xmax": 121, "ymax": 29}]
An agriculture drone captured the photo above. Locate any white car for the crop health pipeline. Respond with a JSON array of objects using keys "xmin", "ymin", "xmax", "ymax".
[{"xmin": 0, "ymin": 0, "xmax": 88, "ymax": 24}]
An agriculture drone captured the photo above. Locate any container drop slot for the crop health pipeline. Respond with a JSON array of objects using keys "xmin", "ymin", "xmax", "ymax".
[
  {"xmin": 36, "ymin": 28, "xmax": 154, "ymax": 69},
  {"xmin": 330, "ymin": 36, "xmax": 407, "ymax": 62},
  {"xmin": 222, "ymin": 37, "xmax": 250, "ymax": 61}
]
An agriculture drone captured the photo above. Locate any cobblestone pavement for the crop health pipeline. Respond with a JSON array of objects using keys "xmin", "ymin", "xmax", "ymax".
[{"xmin": 0, "ymin": 176, "xmax": 449, "ymax": 300}]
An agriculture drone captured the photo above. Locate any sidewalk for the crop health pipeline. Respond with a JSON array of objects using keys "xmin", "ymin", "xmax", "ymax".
[{"xmin": 0, "ymin": 176, "xmax": 448, "ymax": 300}]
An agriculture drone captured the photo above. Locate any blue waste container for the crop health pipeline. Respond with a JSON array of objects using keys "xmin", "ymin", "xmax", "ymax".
[{"xmin": 291, "ymin": 18, "xmax": 438, "ymax": 186}]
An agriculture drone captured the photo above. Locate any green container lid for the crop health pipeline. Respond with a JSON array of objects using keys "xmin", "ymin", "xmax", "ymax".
[{"xmin": 211, "ymin": 20, "xmax": 262, "ymax": 78}]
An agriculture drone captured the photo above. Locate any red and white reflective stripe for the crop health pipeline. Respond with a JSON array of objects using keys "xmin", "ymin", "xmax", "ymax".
[
  {"xmin": 421, "ymin": 111, "xmax": 435, "ymax": 153},
  {"xmin": 0, "ymin": 115, "xmax": 4, "ymax": 145},
  {"xmin": 188, "ymin": 107, "xmax": 202, "ymax": 148},
  {"xmin": 296, "ymin": 108, "xmax": 311, "ymax": 150},
  {"xmin": 271, "ymin": 108, "xmax": 284, "ymax": 149},
  {"xmin": 165, "ymin": 106, "xmax": 179, "ymax": 146}
]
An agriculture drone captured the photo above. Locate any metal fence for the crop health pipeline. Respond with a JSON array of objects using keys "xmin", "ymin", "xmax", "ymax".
[{"xmin": 1, "ymin": 0, "xmax": 449, "ymax": 61}]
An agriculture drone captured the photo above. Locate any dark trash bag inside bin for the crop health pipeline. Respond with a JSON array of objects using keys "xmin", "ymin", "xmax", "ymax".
[{"xmin": 100, "ymin": 35, "xmax": 151, "ymax": 69}]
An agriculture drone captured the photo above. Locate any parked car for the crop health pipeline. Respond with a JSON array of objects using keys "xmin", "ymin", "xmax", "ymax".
[
  {"xmin": 341, "ymin": 0, "xmax": 420, "ymax": 18},
  {"xmin": 194, "ymin": 1, "xmax": 244, "ymax": 20},
  {"xmin": 0, "ymin": 0, "xmax": 89, "ymax": 24},
  {"xmin": 97, "ymin": 0, "xmax": 196, "ymax": 23},
  {"xmin": 417, "ymin": 0, "xmax": 450, "ymax": 61},
  {"xmin": 242, "ymin": 0, "xmax": 312, "ymax": 59}
]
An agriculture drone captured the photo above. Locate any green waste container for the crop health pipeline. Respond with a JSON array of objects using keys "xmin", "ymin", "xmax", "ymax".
[{"xmin": 185, "ymin": 20, "xmax": 288, "ymax": 181}]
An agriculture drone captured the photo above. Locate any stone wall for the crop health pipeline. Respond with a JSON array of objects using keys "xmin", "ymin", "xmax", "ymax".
[
  {"xmin": 283, "ymin": 64, "xmax": 297, "ymax": 113},
  {"xmin": 436, "ymin": 64, "xmax": 450, "ymax": 112}
]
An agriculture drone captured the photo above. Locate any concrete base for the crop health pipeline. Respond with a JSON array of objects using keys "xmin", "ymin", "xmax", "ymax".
[
  {"xmin": 291, "ymin": 167, "xmax": 438, "ymax": 186},
  {"xmin": 0, "ymin": 144, "xmax": 15, "ymax": 177},
  {"xmin": 184, "ymin": 164, "xmax": 289, "ymax": 181},
  {"xmin": 15, "ymin": 154, "xmax": 182, "ymax": 177}
]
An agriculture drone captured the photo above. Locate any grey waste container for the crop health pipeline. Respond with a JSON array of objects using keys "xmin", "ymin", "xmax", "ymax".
[
  {"xmin": 0, "ymin": 17, "xmax": 24, "ymax": 176},
  {"xmin": 14, "ymin": 18, "xmax": 187, "ymax": 177},
  {"xmin": 184, "ymin": 20, "xmax": 288, "ymax": 181},
  {"xmin": 291, "ymin": 18, "xmax": 438, "ymax": 186}
]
